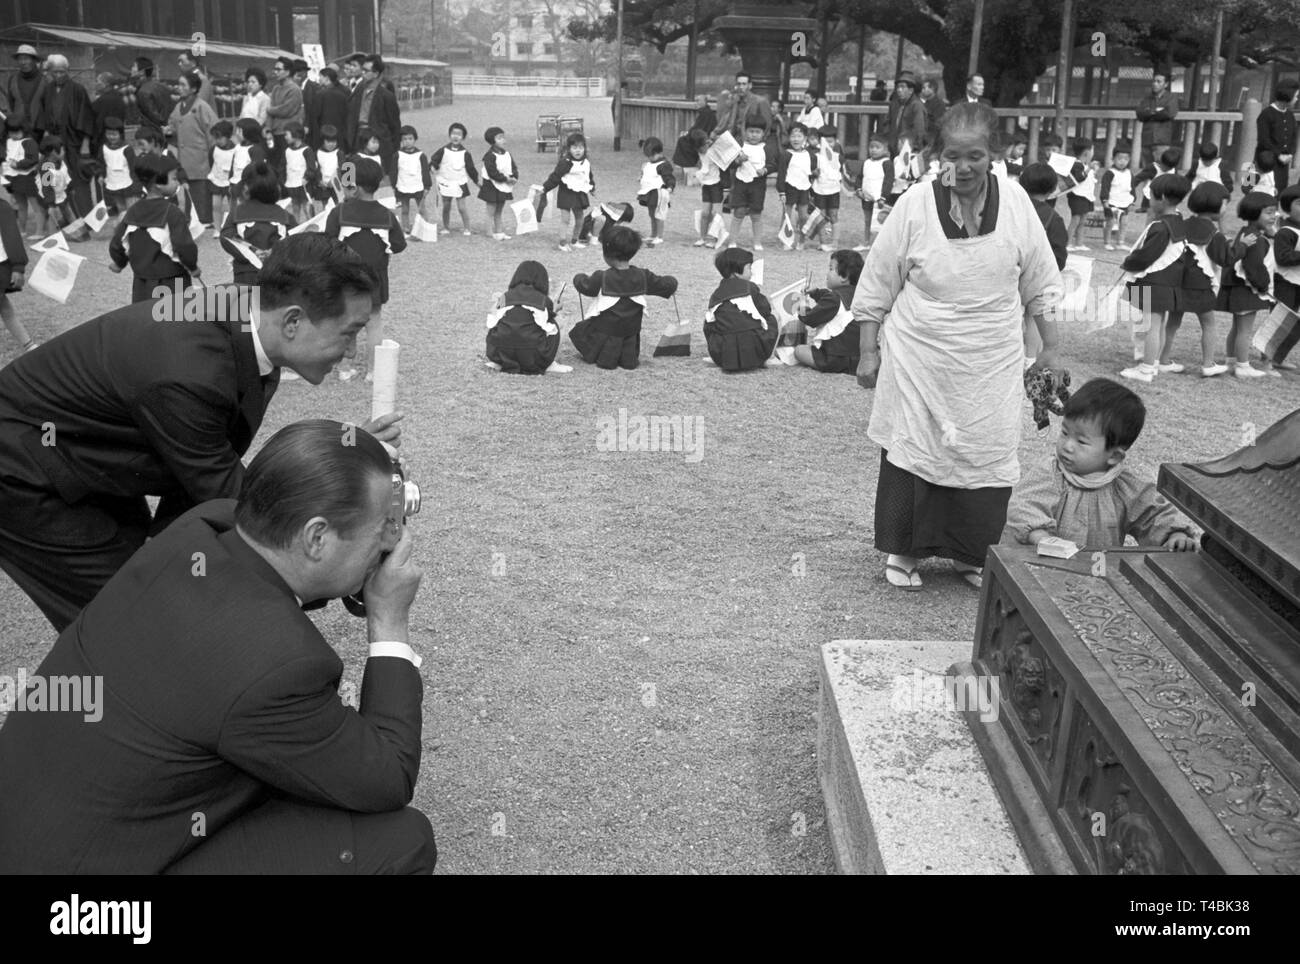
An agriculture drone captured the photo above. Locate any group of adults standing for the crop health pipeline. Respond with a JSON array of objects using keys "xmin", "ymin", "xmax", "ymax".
[{"xmin": 0, "ymin": 43, "xmax": 405, "ymax": 226}]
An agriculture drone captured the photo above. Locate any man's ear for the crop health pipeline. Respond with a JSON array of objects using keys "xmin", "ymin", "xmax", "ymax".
[
  {"xmin": 301, "ymin": 516, "xmax": 330, "ymax": 561},
  {"xmin": 1107, "ymin": 446, "xmax": 1129, "ymax": 467},
  {"xmin": 277, "ymin": 304, "xmax": 306, "ymax": 339}
]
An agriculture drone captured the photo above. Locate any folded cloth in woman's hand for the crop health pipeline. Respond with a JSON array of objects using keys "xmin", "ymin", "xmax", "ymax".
[{"xmin": 1024, "ymin": 366, "xmax": 1071, "ymax": 430}]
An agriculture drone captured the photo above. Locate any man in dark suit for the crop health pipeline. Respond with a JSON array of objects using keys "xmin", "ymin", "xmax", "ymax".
[
  {"xmin": 1257, "ymin": 79, "xmax": 1299, "ymax": 193},
  {"xmin": 0, "ymin": 420, "xmax": 436, "ymax": 873},
  {"xmin": 0, "ymin": 234, "xmax": 402, "ymax": 632},
  {"xmin": 347, "ymin": 53, "xmax": 402, "ymax": 185},
  {"xmin": 920, "ymin": 78, "xmax": 948, "ymax": 139},
  {"xmin": 962, "ymin": 74, "xmax": 993, "ymax": 107}
]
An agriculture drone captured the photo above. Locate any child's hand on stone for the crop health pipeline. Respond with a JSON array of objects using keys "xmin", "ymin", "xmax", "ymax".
[{"xmin": 1164, "ymin": 532, "xmax": 1198, "ymax": 552}]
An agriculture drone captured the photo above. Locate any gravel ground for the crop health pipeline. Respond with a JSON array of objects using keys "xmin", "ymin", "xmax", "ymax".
[{"xmin": 1, "ymin": 96, "xmax": 1297, "ymax": 874}]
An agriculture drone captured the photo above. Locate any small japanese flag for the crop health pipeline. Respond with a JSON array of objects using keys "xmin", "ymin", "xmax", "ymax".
[
  {"xmin": 84, "ymin": 201, "xmax": 111, "ymax": 234},
  {"xmin": 31, "ymin": 232, "xmax": 69, "ymax": 253},
  {"xmin": 410, "ymin": 213, "xmax": 439, "ymax": 242},
  {"xmin": 28, "ymin": 248, "xmax": 86, "ymax": 304},
  {"xmin": 276, "ymin": 197, "xmax": 293, "ymax": 211},
  {"xmin": 189, "ymin": 201, "xmax": 206, "ymax": 240},
  {"xmin": 511, "ymin": 197, "xmax": 539, "ymax": 235},
  {"xmin": 777, "ymin": 214, "xmax": 796, "ymax": 248},
  {"xmin": 751, "ymin": 259, "xmax": 764, "ymax": 287},
  {"xmin": 289, "ymin": 201, "xmax": 334, "ymax": 235}
]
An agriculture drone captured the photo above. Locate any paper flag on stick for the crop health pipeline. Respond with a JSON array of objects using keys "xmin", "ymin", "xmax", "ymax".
[
  {"xmin": 28, "ymin": 248, "xmax": 85, "ymax": 304},
  {"xmin": 85, "ymin": 201, "xmax": 110, "ymax": 234},
  {"xmin": 410, "ymin": 213, "xmax": 439, "ymax": 242},
  {"xmin": 654, "ymin": 191, "xmax": 671, "ymax": 222},
  {"xmin": 511, "ymin": 197, "xmax": 539, "ymax": 235},
  {"xmin": 653, "ymin": 319, "xmax": 693, "ymax": 357},
  {"xmin": 1053, "ymin": 255, "xmax": 1094, "ymax": 322},
  {"xmin": 802, "ymin": 208, "xmax": 825, "ymax": 239},
  {"xmin": 751, "ymin": 259, "xmax": 764, "ymax": 287},
  {"xmin": 777, "ymin": 214, "xmax": 796, "ymax": 248},
  {"xmin": 289, "ymin": 202, "xmax": 333, "ymax": 235},
  {"xmin": 189, "ymin": 201, "xmax": 206, "ymax": 240},
  {"xmin": 31, "ymin": 232, "xmax": 69, "ymax": 252},
  {"xmin": 226, "ymin": 237, "xmax": 264, "ymax": 269},
  {"xmin": 769, "ymin": 279, "xmax": 808, "ymax": 327}
]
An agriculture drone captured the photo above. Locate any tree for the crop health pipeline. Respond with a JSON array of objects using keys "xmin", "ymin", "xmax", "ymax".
[{"xmin": 567, "ymin": 0, "xmax": 731, "ymax": 53}]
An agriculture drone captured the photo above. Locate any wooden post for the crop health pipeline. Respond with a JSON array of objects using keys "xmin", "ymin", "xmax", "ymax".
[
  {"xmin": 1130, "ymin": 118, "xmax": 1143, "ymax": 172},
  {"xmin": 1237, "ymin": 97, "xmax": 1261, "ymax": 173},
  {"xmin": 1054, "ymin": 0, "xmax": 1074, "ymax": 135},
  {"xmin": 854, "ymin": 22, "xmax": 866, "ymax": 105},
  {"xmin": 686, "ymin": 0, "xmax": 699, "ymax": 100},
  {"xmin": 1027, "ymin": 115, "xmax": 1040, "ymax": 163},
  {"xmin": 1103, "ymin": 118, "xmax": 1118, "ymax": 165},
  {"xmin": 895, "ymin": 33, "xmax": 905, "ymax": 80},
  {"xmin": 968, "ymin": 0, "xmax": 984, "ymax": 79},
  {"xmin": 613, "ymin": 0, "xmax": 624, "ymax": 150},
  {"xmin": 1207, "ymin": 7, "xmax": 1224, "ymax": 113}
]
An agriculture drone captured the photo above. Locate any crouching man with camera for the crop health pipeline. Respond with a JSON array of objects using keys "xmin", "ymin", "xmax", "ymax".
[{"xmin": 0, "ymin": 420, "xmax": 436, "ymax": 874}]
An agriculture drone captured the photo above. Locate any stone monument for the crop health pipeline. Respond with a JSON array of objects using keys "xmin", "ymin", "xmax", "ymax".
[
  {"xmin": 955, "ymin": 408, "xmax": 1300, "ymax": 874},
  {"xmin": 712, "ymin": 1, "xmax": 817, "ymax": 101}
]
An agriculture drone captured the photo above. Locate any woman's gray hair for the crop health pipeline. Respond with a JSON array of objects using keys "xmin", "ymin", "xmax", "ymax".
[
  {"xmin": 934, "ymin": 102, "xmax": 999, "ymax": 153},
  {"xmin": 45, "ymin": 53, "xmax": 69, "ymax": 70}
]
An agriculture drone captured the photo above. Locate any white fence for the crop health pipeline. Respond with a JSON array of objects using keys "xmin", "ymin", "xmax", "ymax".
[{"xmin": 452, "ymin": 74, "xmax": 606, "ymax": 97}]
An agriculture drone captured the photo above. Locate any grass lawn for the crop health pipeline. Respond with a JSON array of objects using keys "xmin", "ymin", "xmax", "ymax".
[{"xmin": 1, "ymin": 95, "xmax": 1297, "ymax": 874}]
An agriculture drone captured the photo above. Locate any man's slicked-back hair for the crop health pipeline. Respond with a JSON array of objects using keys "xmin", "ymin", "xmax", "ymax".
[
  {"xmin": 935, "ymin": 102, "xmax": 998, "ymax": 154},
  {"xmin": 236, "ymin": 420, "xmax": 393, "ymax": 550},
  {"xmin": 257, "ymin": 234, "xmax": 379, "ymax": 320}
]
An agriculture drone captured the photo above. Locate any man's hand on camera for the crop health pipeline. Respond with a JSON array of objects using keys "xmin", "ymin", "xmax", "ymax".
[
  {"xmin": 364, "ymin": 525, "xmax": 422, "ymax": 642},
  {"xmin": 361, "ymin": 411, "xmax": 403, "ymax": 447}
]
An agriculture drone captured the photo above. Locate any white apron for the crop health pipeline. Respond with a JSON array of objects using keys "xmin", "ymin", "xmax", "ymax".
[{"xmin": 858, "ymin": 183, "xmax": 1062, "ymax": 488}]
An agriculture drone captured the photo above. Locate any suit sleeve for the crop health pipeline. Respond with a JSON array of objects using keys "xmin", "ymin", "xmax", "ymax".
[
  {"xmin": 217, "ymin": 651, "xmax": 423, "ymax": 812},
  {"xmin": 130, "ymin": 379, "xmax": 248, "ymax": 508}
]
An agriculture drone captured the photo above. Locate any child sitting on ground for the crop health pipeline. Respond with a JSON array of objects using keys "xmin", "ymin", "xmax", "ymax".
[
  {"xmin": 792, "ymin": 249, "xmax": 863, "ymax": 374},
  {"xmin": 568, "ymin": 224, "xmax": 677, "ymax": 370},
  {"xmin": 485, "ymin": 259, "xmax": 571, "ymax": 375},
  {"xmin": 1004, "ymin": 377, "xmax": 1198, "ymax": 550},
  {"xmin": 703, "ymin": 246, "xmax": 777, "ymax": 372}
]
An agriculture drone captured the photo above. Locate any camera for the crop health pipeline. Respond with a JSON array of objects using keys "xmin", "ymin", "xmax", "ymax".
[{"xmin": 342, "ymin": 457, "xmax": 420, "ymax": 617}]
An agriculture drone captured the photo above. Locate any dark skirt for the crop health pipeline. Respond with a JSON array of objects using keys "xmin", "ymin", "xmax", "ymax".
[
  {"xmin": 1066, "ymin": 193, "xmax": 1093, "ymax": 216},
  {"xmin": 704, "ymin": 326, "xmax": 777, "ymax": 372},
  {"xmin": 486, "ymin": 325, "xmax": 560, "ymax": 375},
  {"xmin": 701, "ymin": 182, "xmax": 724, "ymax": 204},
  {"xmin": 569, "ymin": 318, "xmax": 640, "ymax": 369},
  {"xmin": 873, "ymin": 450, "xmax": 1012, "ymax": 567},
  {"xmin": 478, "ymin": 181, "xmax": 512, "ymax": 204},
  {"xmin": 810, "ymin": 323, "xmax": 861, "ymax": 373},
  {"xmin": 638, "ymin": 190, "xmax": 660, "ymax": 214},
  {"xmin": 1217, "ymin": 285, "xmax": 1273, "ymax": 314},
  {"xmin": 812, "ymin": 191, "xmax": 840, "ymax": 213},
  {"xmin": 1179, "ymin": 286, "xmax": 1217, "ymax": 315},
  {"xmin": 556, "ymin": 185, "xmax": 590, "ymax": 213},
  {"xmin": 1126, "ymin": 282, "xmax": 1179, "ymax": 315}
]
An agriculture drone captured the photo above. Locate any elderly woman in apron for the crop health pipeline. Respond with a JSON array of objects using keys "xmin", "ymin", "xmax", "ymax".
[{"xmin": 852, "ymin": 103, "xmax": 1065, "ymax": 591}]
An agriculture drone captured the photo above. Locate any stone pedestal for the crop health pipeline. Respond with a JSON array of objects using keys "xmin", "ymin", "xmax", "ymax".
[
  {"xmin": 958, "ymin": 410, "xmax": 1300, "ymax": 874},
  {"xmin": 713, "ymin": 2, "xmax": 816, "ymax": 101}
]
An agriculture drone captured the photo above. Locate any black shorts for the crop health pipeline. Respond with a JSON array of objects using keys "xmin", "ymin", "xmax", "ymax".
[
  {"xmin": 701, "ymin": 182, "xmax": 724, "ymax": 204},
  {"xmin": 730, "ymin": 178, "xmax": 766, "ymax": 214},
  {"xmin": 812, "ymin": 191, "xmax": 840, "ymax": 214},
  {"xmin": 1066, "ymin": 193, "xmax": 1094, "ymax": 216},
  {"xmin": 287, "ymin": 185, "xmax": 310, "ymax": 203},
  {"xmin": 204, "ymin": 183, "xmax": 231, "ymax": 199},
  {"xmin": 783, "ymin": 187, "xmax": 810, "ymax": 207}
]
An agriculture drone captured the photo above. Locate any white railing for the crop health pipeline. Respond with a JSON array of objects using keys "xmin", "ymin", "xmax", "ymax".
[{"xmin": 452, "ymin": 74, "xmax": 606, "ymax": 97}]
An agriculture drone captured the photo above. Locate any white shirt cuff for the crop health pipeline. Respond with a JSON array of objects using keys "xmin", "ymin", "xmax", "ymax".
[{"xmin": 368, "ymin": 641, "xmax": 422, "ymax": 669}]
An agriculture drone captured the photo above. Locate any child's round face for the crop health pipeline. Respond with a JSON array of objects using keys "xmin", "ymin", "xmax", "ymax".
[
  {"xmin": 868, "ymin": 141, "xmax": 886, "ymax": 158},
  {"xmin": 790, "ymin": 130, "xmax": 805, "ymax": 148},
  {"xmin": 1057, "ymin": 417, "xmax": 1117, "ymax": 476},
  {"xmin": 1113, "ymin": 153, "xmax": 1130, "ymax": 168},
  {"xmin": 366, "ymin": 137, "xmax": 380, "ymax": 153},
  {"xmin": 744, "ymin": 128, "xmax": 765, "ymax": 144},
  {"xmin": 135, "ymin": 138, "xmax": 151, "ymax": 153},
  {"xmin": 1261, "ymin": 206, "xmax": 1279, "ymax": 232},
  {"xmin": 826, "ymin": 258, "xmax": 843, "ymax": 288},
  {"xmin": 494, "ymin": 133, "xmax": 507, "ymax": 149},
  {"xmin": 105, "ymin": 130, "xmax": 122, "ymax": 145},
  {"xmin": 570, "ymin": 143, "xmax": 586, "ymax": 159},
  {"xmin": 400, "ymin": 135, "xmax": 415, "ymax": 149},
  {"xmin": 323, "ymin": 138, "xmax": 337, "ymax": 151},
  {"xmin": 449, "ymin": 129, "xmax": 463, "ymax": 144},
  {"xmin": 1289, "ymin": 199, "xmax": 1300, "ymax": 221},
  {"xmin": 1010, "ymin": 143, "xmax": 1025, "ymax": 158}
]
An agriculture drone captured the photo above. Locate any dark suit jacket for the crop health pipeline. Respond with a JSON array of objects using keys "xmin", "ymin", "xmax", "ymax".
[
  {"xmin": 0, "ymin": 288, "xmax": 274, "ymax": 540},
  {"xmin": 311, "ymin": 84, "xmax": 351, "ymax": 150},
  {"xmin": 0, "ymin": 499, "xmax": 424, "ymax": 873},
  {"xmin": 1256, "ymin": 103, "xmax": 1298, "ymax": 169},
  {"xmin": 347, "ymin": 79, "xmax": 402, "ymax": 161}
]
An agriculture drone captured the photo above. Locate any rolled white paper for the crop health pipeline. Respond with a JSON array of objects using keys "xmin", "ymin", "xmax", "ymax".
[{"xmin": 371, "ymin": 339, "xmax": 401, "ymax": 437}]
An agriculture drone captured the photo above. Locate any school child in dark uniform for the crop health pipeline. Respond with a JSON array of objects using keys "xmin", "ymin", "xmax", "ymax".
[
  {"xmin": 479, "ymin": 126, "xmax": 518, "ymax": 241},
  {"xmin": 326, "ymin": 153, "xmax": 406, "ymax": 381},
  {"xmin": 1217, "ymin": 191, "xmax": 1278, "ymax": 378},
  {"xmin": 636, "ymin": 137, "xmax": 675, "ymax": 245},
  {"xmin": 1258, "ymin": 183, "xmax": 1300, "ymax": 375},
  {"xmin": 1119, "ymin": 173, "xmax": 1191, "ymax": 383},
  {"xmin": 541, "ymin": 132, "xmax": 595, "ymax": 252},
  {"xmin": 108, "ymin": 154, "xmax": 199, "ymax": 303},
  {"xmin": 792, "ymin": 249, "xmax": 863, "ymax": 374},
  {"xmin": 485, "ymin": 260, "xmax": 570, "ymax": 375},
  {"xmin": 431, "ymin": 122, "xmax": 479, "ymax": 235},
  {"xmin": 393, "ymin": 124, "xmax": 432, "ymax": 234},
  {"xmin": 1161, "ymin": 182, "xmax": 1232, "ymax": 376},
  {"xmin": 776, "ymin": 123, "xmax": 817, "ymax": 250},
  {"xmin": 568, "ymin": 225, "xmax": 677, "ymax": 370},
  {"xmin": 219, "ymin": 161, "xmax": 297, "ymax": 285},
  {"xmin": 703, "ymin": 246, "xmax": 777, "ymax": 372}
]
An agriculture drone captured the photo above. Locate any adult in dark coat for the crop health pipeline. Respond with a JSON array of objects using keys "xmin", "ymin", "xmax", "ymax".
[
  {"xmin": 130, "ymin": 56, "xmax": 174, "ymax": 132},
  {"xmin": 31, "ymin": 54, "xmax": 96, "ymax": 216},
  {"xmin": 1135, "ymin": 71, "xmax": 1180, "ymax": 167},
  {"xmin": 920, "ymin": 78, "xmax": 948, "ymax": 136},
  {"xmin": 887, "ymin": 72, "xmax": 927, "ymax": 156},
  {"xmin": 1257, "ymin": 80, "xmax": 1299, "ymax": 193},
  {"xmin": 0, "ymin": 235, "xmax": 402, "ymax": 631},
  {"xmin": 709, "ymin": 72, "xmax": 772, "ymax": 144},
  {"xmin": 0, "ymin": 44, "xmax": 46, "ymax": 132},
  {"xmin": 90, "ymin": 72, "xmax": 128, "ymax": 154},
  {"xmin": 868, "ymin": 80, "xmax": 888, "ymax": 103},
  {"xmin": 959, "ymin": 74, "xmax": 993, "ymax": 108},
  {"xmin": 0, "ymin": 422, "xmax": 436, "ymax": 874},
  {"xmin": 692, "ymin": 93, "xmax": 716, "ymax": 137},
  {"xmin": 312, "ymin": 67, "xmax": 351, "ymax": 151},
  {"xmin": 347, "ymin": 54, "xmax": 402, "ymax": 184}
]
